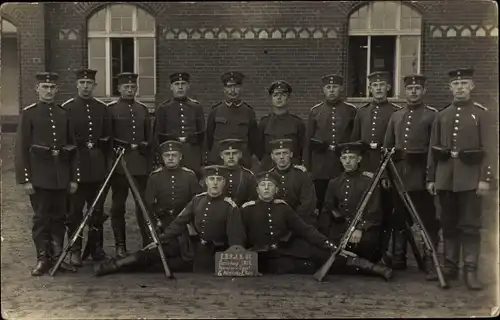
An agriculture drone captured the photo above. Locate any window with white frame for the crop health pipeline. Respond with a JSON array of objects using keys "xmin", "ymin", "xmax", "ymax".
[
  {"xmin": 87, "ymin": 4, "xmax": 156, "ymax": 98},
  {"xmin": 347, "ymin": 1, "xmax": 422, "ymax": 98}
]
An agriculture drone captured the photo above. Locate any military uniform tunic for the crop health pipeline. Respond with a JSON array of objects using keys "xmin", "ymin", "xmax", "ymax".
[
  {"xmin": 206, "ymin": 100, "xmax": 258, "ymax": 168},
  {"xmin": 145, "ymin": 166, "xmax": 201, "ymax": 227},
  {"xmin": 224, "ymin": 165, "xmax": 258, "ymax": 207},
  {"xmin": 303, "ymin": 100, "xmax": 357, "ymax": 179},
  {"xmin": 160, "ymin": 192, "xmax": 246, "ymax": 272},
  {"xmin": 153, "ymin": 97, "xmax": 205, "ymax": 176},
  {"xmin": 318, "ymin": 170, "xmax": 383, "ymax": 262},
  {"xmin": 350, "ymin": 100, "xmax": 401, "ymax": 173},
  {"xmin": 257, "ymin": 111, "xmax": 306, "ymax": 171},
  {"xmin": 108, "ymin": 98, "xmax": 152, "ymax": 176},
  {"xmin": 269, "ymin": 165, "xmax": 317, "ymax": 226}
]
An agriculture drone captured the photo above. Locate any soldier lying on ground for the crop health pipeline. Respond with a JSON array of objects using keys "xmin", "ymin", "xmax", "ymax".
[
  {"xmin": 94, "ymin": 165, "xmax": 246, "ymax": 276},
  {"xmin": 241, "ymin": 171, "xmax": 393, "ymax": 280}
]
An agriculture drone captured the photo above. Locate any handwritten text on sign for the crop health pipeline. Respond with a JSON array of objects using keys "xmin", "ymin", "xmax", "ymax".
[{"xmin": 215, "ymin": 247, "xmax": 259, "ymax": 277}]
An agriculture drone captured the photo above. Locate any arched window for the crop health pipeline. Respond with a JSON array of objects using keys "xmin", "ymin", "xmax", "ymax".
[
  {"xmin": 87, "ymin": 4, "xmax": 156, "ymax": 98},
  {"xmin": 347, "ymin": 1, "xmax": 422, "ymax": 99}
]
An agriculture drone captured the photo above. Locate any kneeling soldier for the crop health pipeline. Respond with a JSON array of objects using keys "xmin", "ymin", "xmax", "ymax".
[
  {"xmin": 318, "ymin": 141, "xmax": 385, "ymax": 264},
  {"xmin": 93, "ymin": 140, "xmax": 200, "ymax": 277},
  {"xmin": 216, "ymin": 138, "xmax": 257, "ymax": 206},
  {"xmin": 268, "ymin": 139, "xmax": 318, "ymax": 226},
  {"xmin": 241, "ymin": 171, "xmax": 392, "ymax": 280}
]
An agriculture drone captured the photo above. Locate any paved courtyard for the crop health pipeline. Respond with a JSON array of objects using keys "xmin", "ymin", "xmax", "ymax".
[{"xmin": 1, "ymin": 134, "xmax": 498, "ymax": 318}]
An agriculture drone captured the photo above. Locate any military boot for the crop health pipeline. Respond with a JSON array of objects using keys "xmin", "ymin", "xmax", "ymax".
[
  {"xmin": 50, "ymin": 234, "xmax": 77, "ymax": 273},
  {"xmin": 90, "ymin": 226, "xmax": 108, "ymax": 261},
  {"xmin": 443, "ymin": 237, "xmax": 460, "ymax": 281},
  {"xmin": 66, "ymin": 227, "xmax": 83, "ymax": 267},
  {"xmin": 94, "ymin": 253, "xmax": 142, "ymax": 277},
  {"xmin": 31, "ymin": 250, "xmax": 51, "ymax": 276},
  {"xmin": 462, "ymin": 239, "xmax": 483, "ymax": 291},
  {"xmin": 345, "ymin": 255, "xmax": 393, "ymax": 281},
  {"xmin": 391, "ymin": 230, "xmax": 408, "ymax": 270},
  {"xmin": 112, "ymin": 222, "xmax": 127, "ymax": 258},
  {"xmin": 424, "ymin": 238, "xmax": 441, "ymax": 282}
]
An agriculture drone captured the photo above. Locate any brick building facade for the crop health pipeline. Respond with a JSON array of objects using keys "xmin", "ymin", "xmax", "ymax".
[{"xmin": 1, "ymin": 1, "xmax": 498, "ymax": 132}]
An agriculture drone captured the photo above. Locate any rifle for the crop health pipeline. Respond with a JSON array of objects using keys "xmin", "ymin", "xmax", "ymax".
[
  {"xmin": 313, "ymin": 148, "xmax": 395, "ymax": 281},
  {"xmin": 49, "ymin": 146, "xmax": 126, "ymax": 276},
  {"xmin": 119, "ymin": 153, "xmax": 174, "ymax": 279},
  {"xmin": 387, "ymin": 159, "xmax": 449, "ymax": 289}
]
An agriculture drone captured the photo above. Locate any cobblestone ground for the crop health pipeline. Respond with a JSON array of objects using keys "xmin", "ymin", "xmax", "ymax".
[{"xmin": 1, "ymin": 134, "xmax": 499, "ymax": 318}]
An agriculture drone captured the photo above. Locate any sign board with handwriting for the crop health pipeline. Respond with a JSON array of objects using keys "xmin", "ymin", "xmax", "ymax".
[{"xmin": 215, "ymin": 245, "xmax": 259, "ymax": 277}]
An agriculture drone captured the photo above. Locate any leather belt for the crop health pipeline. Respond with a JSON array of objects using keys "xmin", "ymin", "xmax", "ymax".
[
  {"xmin": 327, "ymin": 145, "xmax": 336, "ymax": 152},
  {"xmin": 51, "ymin": 149, "xmax": 60, "ymax": 156},
  {"xmin": 369, "ymin": 142, "xmax": 378, "ymax": 150},
  {"xmin": 450, "ymin": 150, "xmax": 459, "ymax": 158}
]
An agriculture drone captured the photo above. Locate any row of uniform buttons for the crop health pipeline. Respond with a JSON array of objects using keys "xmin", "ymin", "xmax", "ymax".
[{"xmin": 402, "ymin": 109, "xmax": 414, "ymax": 151}]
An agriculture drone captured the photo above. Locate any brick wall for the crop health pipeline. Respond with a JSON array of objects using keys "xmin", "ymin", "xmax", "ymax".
[{"xmin": 4, "ymin": 1, "xmax": 498, "ymax": 123}]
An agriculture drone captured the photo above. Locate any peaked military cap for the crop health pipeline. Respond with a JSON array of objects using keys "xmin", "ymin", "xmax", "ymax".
[
  {"xmin": 36, "ymin": 72, "xmax": 59, "ymax": 84},
  {"xmin": 170, "ymin": 72, "xmax": 190, "ymax": 83},
  {"xmin": 221, "ymin": 71, "xmax": 244, "ymax": 86},
  {"xmin": 159, "ymin": 140, "xmax": 182, "ymax": 153},
  {"xmin": 336, "ymin": 141, "xmax": 368, "ymax": 156},
  {"xmin": 219, "ymin": 138, "xmax": 244, "ymax": 152},
  {"xmin": 448, "ymin": 67, "xmax": 474, "ymax": 81},
  {"xmin": 403, "ymin": 74, "xmax": 427, "ymax": 87},
  {"xmin": 75, "ymin": 68, "xmax": 97, "ymax": 81},
  {"xmin": 255, "ymin": 171, "xmax": 280, "ymax": 186},
  {"xmin": 202, "ymin": 165, "xmax": 228, "ymax": 178},
  {"xmin": 269, "ymin": 138, "xmax": 293, "ymax": 151},
  {"xmin": 268, "ymin": 80, "xmax": 292, "ymax": 95},
  {"xmin": 322, "ymin": 74, "xmax": 344, "ymax": 86},
  {"xmin": 368, "ymin": 71, "xmax": 391, "ymax": 83},
  {"xmin": 117, "ymin": 72, "xmax": 138, "ymax": 85}
]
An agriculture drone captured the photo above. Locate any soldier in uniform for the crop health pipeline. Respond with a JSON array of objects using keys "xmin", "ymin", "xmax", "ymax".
[
  {"xmin": 350, "ymin": 71, "xmax": 402, "ymax": 262},
  {"xmin": 383, "ymin": 74, "xmax": 440, "ymax": 277},
  {"xmin": 93, "ymin": 140, "xmax": 200, "ymax": 277},
  {"xmin": 15, "ymin": 72, "xmax": 78, "ymax": 276},
  {"xmin": 205, "ymin": 71, "xmax": 258, "ymax": 169},
  {"xmin": 153, "ymin": 72, "xmax": 205, "ymax": 177},
  {"xmin": 214, "ymin": 138, "xmax": 258, "ymax": 206},
  {"xmin": 303, "ymin": 74, "xmax": 357, "ymax": 214},
  {"xmin": 267, "ymin": 139, "xmax": 318, "ymax": 227},
  {"xmin": 257, "ymin": 80, "xmax": 306, "ymax": 171},
  {"xmin": 318, "ymin": 141, "xmax": 384, "ymax": 263},
  {"xmin": 108, "ymin": 72, "xmax": 153, "ymax": 257},
  {"xmin": 160, "ymin": 165, "xmax": 246, "ymax": 273},
  {"xmin": 241, "ymin": 171, "xmax": 392, "ymax": 280},
  {"xmin": 427, "ymin": 67, "xmax": 495, "ymax": 290},
  {"xmin": 62, "ymin": 68, "xmax": 111, "ymax": 266}
]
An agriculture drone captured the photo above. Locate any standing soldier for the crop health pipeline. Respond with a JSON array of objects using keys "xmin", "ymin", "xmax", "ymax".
[
  {"xmin": 268, "ymin": 139, "xmax": 317, "ymax": 226},
  {"xmin": 383, "ymin": 74, "xmax": 439, "ymax": 278},
  {"xmin": 15, "ymin": 72, "xmax": 78, "ymax": 276},
  {"xmin": 206, "ymin": 71, "xmax": 258, "ymax": 169},
  {"xmin": 153, "ymin": 72, "xmax": 205, "ymax": 178},
  {"xmin": 257, "ymin": 80, "xmax": 306, "ymax": 171},
  {"xmin": 62, "ymin": 69, "xmax": 111, "ymax": 266},
  {"xmin": 216, "ymin": 138, "xmax": 258, "ymax": 206},
  {"xmin": 108, "ymin": 72, "xmax": 153, "ymax": 257},
  {"xmin": 93, "ymin": 140, "xmax": 201, "ymax": 277},
  {"xmin": 303, "ymin": 74, "xmax": 357, "ymax": 214},
  {"xmin": 350, "ymin": 71, "xmax": 402, "ymax": 261},
  {"xmin": 427, "ymin": 67, "xmax": 495, "ymax": 290}
]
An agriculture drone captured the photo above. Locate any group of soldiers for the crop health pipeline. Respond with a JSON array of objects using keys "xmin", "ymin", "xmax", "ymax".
[{"xmin": 15, "ymin": 66, "xmax": 495, "ymax": 292}]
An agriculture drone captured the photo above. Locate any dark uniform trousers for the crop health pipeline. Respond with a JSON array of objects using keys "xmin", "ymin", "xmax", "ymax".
[
  {"xmin": 67, "ymin": 181, "xmax": 106, "ymax": 253},
  {"xmin": 110, "ymin": 174, "xmax": 149, "ymax": 248},
  {"xmin": 30, "ymin": 188, "xmax": 68, "ymax": 260}
]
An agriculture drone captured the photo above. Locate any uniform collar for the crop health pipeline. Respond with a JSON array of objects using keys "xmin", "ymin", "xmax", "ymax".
[
  {"xmin": 271, "ymin": 110, "xmax": 290, "ymax": 119},
  {"xmin": 325, "ymin": 99, "xmax": 342, "ymax": 107},
  {"xmin": 371, "ymin": 99, "xmax": 389, "ymax": 107},
  {"xmin": 224, "ymin": 100, "xmax": 242, "ymax": 107},
  {"xmin": 226, "ymin": 165, "xmax": 240, "ymax": 171},
  {"xmin": 344, "ymin": 169, "xmax": 361, "ymax": 178},
  {"xmin": 39, "ymin": 100, "xmax": 55, "ymax": 106},
  {"xmin": 76, "ymin": 95, "xmax": 93, "ymax": 102},
  {"xmin": 207, "ymin": 193, "xmax": 224, "ymax": 200},
  {"xmin": 406, "ymin": 102, "xmax": 424, "ymax": 110},
  {"xmin": 165, "ymin": 166, "xmax": 181, "ymax": 171},
  {"xmin": 275, "ymin": 164, "xmax": 292, "ymax": 174},
  {"xmin": 453, "ymin": 99, "xmax": 472, "ymax": 107},
  {"xmin": 173, "ymin": 96, "xmax": 188, "ymax": 102},
  {"xmin": 119, "ymin": 97, "xmax": 135, "ymax": 103}
]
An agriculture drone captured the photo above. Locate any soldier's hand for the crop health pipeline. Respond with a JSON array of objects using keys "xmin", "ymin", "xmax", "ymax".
[
  {"xmin": 381, "ymin": 178, "xmax": 391, "ymax": 189},
  {"xmin": 23, "ymin": 182, "xmax": 35, "ymax": 195},
  {"xmin": 426, "ymin": 182, "xmax": 437, "ymax": 196},
  {"xmin": 331, "ymin": 210, "xmax": 343, "ymax": 218},
  {"xmin": 477, "ymin": 181, "xmax": 490, "ymax": 196},
  {"xmin": 69, "ymin": 182, "xmax": 78, "ymax": 194},
  {"xmin": 348, "ymin": 229, "xmax": 363, "ymax": 244},
  {"xmin": 155, "ymin": 219, "xmax": 163, "ymax": 234}
]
